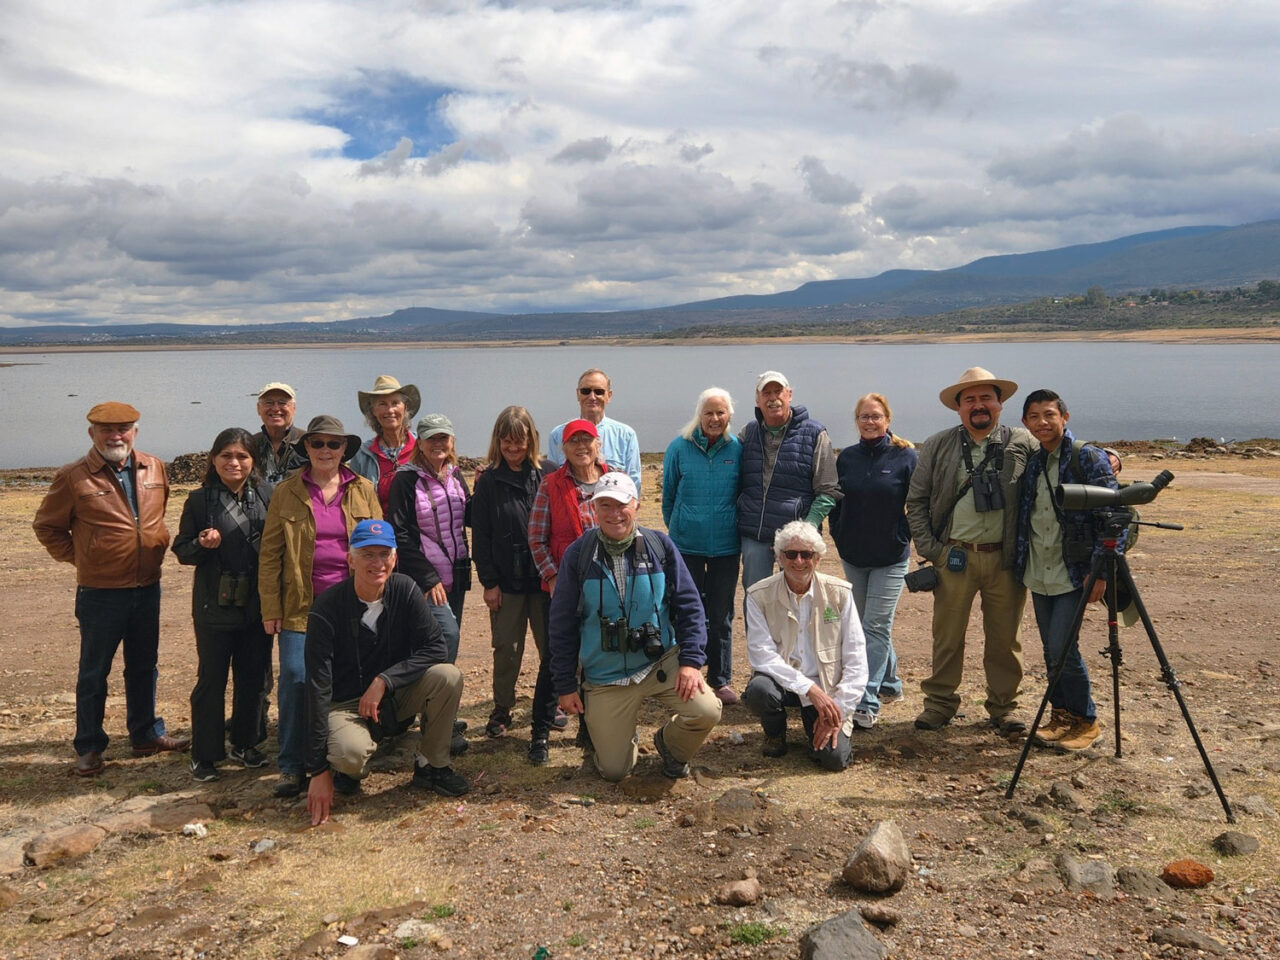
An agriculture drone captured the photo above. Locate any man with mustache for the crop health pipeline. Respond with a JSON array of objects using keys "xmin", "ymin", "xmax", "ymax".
[
  {"xmin": 250, "ymin": 381, "xmax": 306, "ymax": 484},
  {"xmin": 737, "ymin": 371, "xmax": 841, "ymax": 592},
  {"xmin": 34, "ymin": 402, "xmax": 189, "ymax": 777},
  {"xmin": 906, "ymin": 368, "xmax": 1036, "ymax": 735}
]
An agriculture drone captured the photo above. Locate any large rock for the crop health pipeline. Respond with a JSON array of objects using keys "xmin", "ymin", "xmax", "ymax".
[
  {"xmin": 1161, "ymin": 859, "xmax": 1214, "ymax": 888},
  {"xmin": 1116, "ymin": 866, "xmax": 1170, "ymax": 899},
  {"xmin": 1056, "ymin": 852, "xmax": 1115, "ymax": 897},
  {"xmin": 1212, "ymin": 831, "xmax": 1260, "ymax": 856},
  {"xmin": 1233, "ymin": 795, "xmax": 1277, "ymax": 818},
  {"xmin": 96, "ymin": 801, "xmax": 217, "ymax": 835},
  {"xmin": 23, "ymin": 824, "xmax": 107, "ymax": 867},
  {"xmin": 841, "ymin": 821, "xmax": 911, "ymax": 893},
  {"xmin": 714, "ymin": 878, "xmax": 761, "ymax": 906},
  {"xmin": 1150, "ymin": 927, "xmax": 1227, "ymax": 954},
  {"xmin": 800, "ymin": 908, "xmax": 888, "ymax": 960},
  {"xmin": 0, "ymin": 839, "xmax": 26, "ymax": 876}
]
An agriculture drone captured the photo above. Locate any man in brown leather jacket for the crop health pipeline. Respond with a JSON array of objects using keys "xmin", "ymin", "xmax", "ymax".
[{"xmin": 34, "ymin": 402, "xmax": 190, "ymax": 776}]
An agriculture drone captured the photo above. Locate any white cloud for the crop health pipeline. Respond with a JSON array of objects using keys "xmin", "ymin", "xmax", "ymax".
[{"xmin": 1, "ymin": 0, "xmax": 1279, "ymax": 324}]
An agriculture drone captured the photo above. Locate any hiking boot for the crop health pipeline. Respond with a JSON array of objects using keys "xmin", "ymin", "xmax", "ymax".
[
  {"xmin": 1032, "ymin": 708, "xmax": 1073, "ymax": 745},
  {"xmin": 450, "ymin": 730, "xmax": 469, "ymax": 756},
  {"xmin": 527, "ymin": 738, "xmax": 549, "ymax": 766},
  {"xmin": 485, "ymin": 708, "xmax": 511, "ymax": 739},
  {"xmin": 851, "ymin": 708, "xmax": 877, "ymax": 730},
  {"xmin": 412, "ymin": 763, "xmax": 470, "ymax": 797},
  {"xmin": 452, "ymin": 719, "xmax": 468, "ymax": 734},
  {"xmin": 332, "ymin": 771, "xmax": 362, "ymax": 795},
  {"xmin": 762, "ymin": 733, "xmax": 788, "ymax": 758},
  {"xmin": 229, "ymin": 745, "xmax": 268, "ymax": 768},
  {"xmin": 714, "ymin": 685, "xmax": 740, "ymax": 706},
  {"xmin": 914, "ymin": 710, "xmax": 952, "ymax": 731},
  {"xmin": 989, "ymin": 714, "xmax": 1028, "ymax": 736},
  {"xmin": 190, "ymin": 760, "xmax": 219, "ymax": 782},
  {"xmin": 274, "ymin": 772, "xmax": 306, "ymax": 798},
  {"xmin": 653, "ymin": 727, "xmax": 689, "ymax": 779},
  {"xmin": 1058, "ymin": 716, "xmax": 1102, "ymax": 751}
]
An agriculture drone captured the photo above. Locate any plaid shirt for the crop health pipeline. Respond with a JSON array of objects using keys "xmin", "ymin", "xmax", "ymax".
[{"xmin": 528, "ymin": 466, "xmax": 603, "ymax": 580}]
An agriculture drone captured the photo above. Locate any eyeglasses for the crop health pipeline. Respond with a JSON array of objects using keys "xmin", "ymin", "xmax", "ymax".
[
  {"xmin": 579, "ymin": 387, "xmax": 607, "ymax": 397},
  {"xmin": 781, "ymin": 550, "xmax": 816, "ymax": 561},
  {"xmin": 857, "ymin": 413, "xmax": 886, "ymax": 422},
  {"xmin": 307, "ymin": 439, "xmax": 345, "ymax": 450}
]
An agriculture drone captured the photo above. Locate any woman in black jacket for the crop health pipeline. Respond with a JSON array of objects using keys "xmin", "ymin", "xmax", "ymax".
[
  {"xmin": 173, "ymin": 427, "xmax": 273, "ymax": 781},
  {"xmin": 470, "ymin": 407, "xmax": 547, "ymax": 737}
]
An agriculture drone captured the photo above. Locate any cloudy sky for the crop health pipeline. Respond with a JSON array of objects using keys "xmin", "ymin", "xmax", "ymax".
[{"xmin": 2, "ymin": 0, "xmax": 1279, "ymax": 327}]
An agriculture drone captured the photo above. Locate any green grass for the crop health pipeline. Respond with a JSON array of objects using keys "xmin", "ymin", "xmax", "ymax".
[
  {"xmin": 729, "ymin": 922, "xmax": 787, "ymax": 945},
  {"xmin": 430, "ymin": 904, "xmax": 455, "ymax": 919},
  {"xmin": 567, "ymin": 933, "xmax": 586, "ymax": 947},
  {"xmin": 633, "ymin": 816, "xmax": 656, "ymax": 829}
]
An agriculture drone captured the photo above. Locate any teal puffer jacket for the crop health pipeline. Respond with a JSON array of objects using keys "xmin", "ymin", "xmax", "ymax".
[{"xmin": 661, "ymin": 429, "xmax": 742, "ymax": 558}]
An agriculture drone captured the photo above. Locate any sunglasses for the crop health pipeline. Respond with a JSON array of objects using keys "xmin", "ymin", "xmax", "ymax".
[
  {"xmin": 307, "ymin": 438, "xmax": 345, "ymax": 450},
  {"xmin": 579, "ymin": 387, "xmax": 608, "ymax": 397},
  {"xmin": 781, "ymin": 550, "xmax": 816, "ymax": 561}
]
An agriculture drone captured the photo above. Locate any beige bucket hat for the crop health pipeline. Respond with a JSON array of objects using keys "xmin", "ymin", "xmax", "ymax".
[
  {"xmin": 357, "ymin": 375, "xmax": 422, "ymax": 420},
  {"xmin": 938, "ymin": 367, "xmax": 1018, "ymax": 410}
]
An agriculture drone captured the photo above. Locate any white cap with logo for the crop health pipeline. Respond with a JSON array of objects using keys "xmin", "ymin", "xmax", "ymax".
[{"xmin": 591, "ymin": 473, "xmax": 639, "ymax": 504}]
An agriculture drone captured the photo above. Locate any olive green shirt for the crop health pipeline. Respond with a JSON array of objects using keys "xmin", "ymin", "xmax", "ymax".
[
  {"xmin": 1023, "ymin": 446, "xmax": 1075, "ymax": 596},
  {"xmin": 948, "ymin": 432, "xmax": 1005, "ymax": 545}
]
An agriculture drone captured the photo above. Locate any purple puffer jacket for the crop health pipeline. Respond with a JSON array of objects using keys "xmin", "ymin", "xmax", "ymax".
[{"xmin": 387, "ymin": 463, "xmax": 470, "ymax": 592}]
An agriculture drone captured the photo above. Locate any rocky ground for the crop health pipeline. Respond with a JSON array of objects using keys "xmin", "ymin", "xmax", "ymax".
[{"xmin": 0, "ymin": 447, "xmax": 1277, "ymax": 959}]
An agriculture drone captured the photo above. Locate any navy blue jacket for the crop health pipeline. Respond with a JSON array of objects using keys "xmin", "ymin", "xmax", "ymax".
[
  {"xmin": 829, "ymin": 434, "xmax": 918, "ymax": 568},
  {"xmin": 737, "ymin": 405, "xmax": 825, "ymax": 543}
]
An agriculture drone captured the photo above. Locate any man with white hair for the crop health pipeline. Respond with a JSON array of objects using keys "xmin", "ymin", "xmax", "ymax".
[
  {"xmin": 250, "ymin": 382, "xmax": 306, "ymax": 484},
  {"xmin": 548, "ymin": 473, "xmax": 721, "ymax": 781},
  {"xmin": 34, "ymin": 401, "xmax": 189, "ymax": 777},
  {"xmin": 742, "ymin": 521, "xmax": 868, "ymax": 770}
]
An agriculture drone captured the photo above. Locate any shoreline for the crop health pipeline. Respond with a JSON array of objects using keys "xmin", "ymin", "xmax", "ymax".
[{"xmin": 3, "ymin": 325, "xmax": 1280, "ymax": 356}]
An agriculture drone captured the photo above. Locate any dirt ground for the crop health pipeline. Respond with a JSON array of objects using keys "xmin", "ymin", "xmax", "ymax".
[{"xmin": 1, "ymin": 453, "xmax": 1278, "ymax": 959}]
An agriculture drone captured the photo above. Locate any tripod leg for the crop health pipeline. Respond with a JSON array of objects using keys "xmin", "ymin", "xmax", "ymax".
[
  {"xmin": 1103, "ymin": 554, "xmax": 1123, "ymax": 758},
  {"xmin": 1005, "ymin": 563, "xmax": 1098, "ymax": 800},
  {"xmin": 1118, "ymin": 558, "xmax": 1235, "ymax": 823}
]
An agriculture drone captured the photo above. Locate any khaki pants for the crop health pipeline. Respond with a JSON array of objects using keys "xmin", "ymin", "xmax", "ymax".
[
  {"xmin": 326, "ymin": 663, "xmax": 463, "ymax": 775},
  {"xmin": 582, "ymin": 647, "xmax": 722, "ymax": 782},
  {"xmin": 489, "ymin": 592, "xmax": 548, "ymax": 711},
  {"xmin": 922, "ymin": 549, "xmax": 1025, "ymax": 720}
]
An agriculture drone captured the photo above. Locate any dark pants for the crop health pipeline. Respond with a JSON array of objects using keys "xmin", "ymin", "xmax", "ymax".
[
  {"xmin": 683, "ymin": 553, "xmax": 739, "ymax": 690},
  {"xmin": 742, "ymin": 672, "xmax": 851, "ymax": 771},
  {"xmin": 1031, "ymin": 589, "xmax": 1097, "ymax": 721},
  {"xmin": 191, "ymin": 621, "xmax": 272, "ymax": 763},
  {"xmin": 73, "ymin": 584, "xmax": 166, "ymax": 756},
  {"xmin": 529, "ymin": 595, "xmax": 560, "ymax": 739}
]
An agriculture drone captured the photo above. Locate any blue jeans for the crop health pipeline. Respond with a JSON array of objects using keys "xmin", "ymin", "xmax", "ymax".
[
  {"xmin": 683, "ymin": 553, "xmax": 739, "ymax": 689},
  {"xmin": 840, "ymin": 558, "xmax": 908, "ymax": 716},
  {"xmin": 741, "ymin": 672, "xmax": 851, "ymax": 771},
  {"xmin": 73, "ymin": 584, "xmax": 166, "ymax": 756},
  {"xmin": 1032, "ymin": 589, "xmax": 1096, "ymax": 721},
  {"xmin": 276, "ymin": 629, "xmax": 307, "ymax": 775},
  {"xmin": 740, "ymin": 535, "xmax": 776, "ymax": 593},
  {"xmin": 432, "ymin": 602, "xmax": 461, "ymax": 664}
]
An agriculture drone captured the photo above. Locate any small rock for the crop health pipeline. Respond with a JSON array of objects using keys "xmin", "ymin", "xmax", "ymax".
[
  {"xmin": 252, "ymin": 838, "xmax": 276, "ymax": 855},
  {"xmin": 0, "ymin": 883, "xmax": 19, "ymax": 911},
  {"xmin": 715, "ymin": 878, "xmax": 761, "ymax": 906},
  {"xmin": 23, "ymin": 824, "xmax": 108, "ymax": 867},
  {"xmin": 1056, "ymin": 852, "xmax": 1115, "ymax": 897},
  {"xmin": 858, "ymin": 904, "xmax": 900, "ymax": 927},
  {"xmin": 1117, "ymin": 866, "xmax": 1169, "ymax": 899},
  {"xmin": 726, "ymin": 731, "xmax": 744, "ymax": 745},
  {"xmin": 1184, "ymin": 781, "xmax": 1212, "ymax": 798},
  {"xmin": 1211, "ymin": 831, "xmax": 1259, "ymax": 856},
  {"xmin": 293, "ymin": 930, "xmax": 336, "ymax": 954},
  {"xmin": 1150, "ymin": 927, "xmax": 1227, "ymax": 955},
  {"xmin": 799, "ymin": 908, "xmax": 888, "ymax": 960},
  {"xmin": 842, "ymin": 820, "xmax": 911, "ymax": 893},
  {"xmin": 93, "ymin": 922, "xmax": 115, "ymax": 936},
  {"xmin": 207, "ymin": 847, "xmax": 234, "ymax": 861},
  {"xmin": 1161, "ymin": 859, "xmax": 1214, "ymax": 888},
  {"xmin": 1050, "ymin": 782, "xmax": 1085, "ymax": 812},
  {"xmin": 1232, "ymin": 795, "xmax": 1276, "ymax": 818},
  {"xmin": 394, "ymin": 918, "xmax": 440, "ymax": 942},
  {"xmin": 956, "ymin": 923, "xmax": 979, "ymax": 938},
  {"xmin": 688, "ymin": 925, "xmax": 705, "ymax": 936},
  {"xmin": 321, "ymin": 912, "xmax": 341, "ymax": 925},
  {"xmin": 345, "ymin": 946, "xmax": 395, "ymax": 960},
  {"xmin": 182, "ymin": 823, "xmax": 208, "ymax": 839},
  {"xmin": 433, "ymin": 936, "xmax": 452, "ymax": 951}
]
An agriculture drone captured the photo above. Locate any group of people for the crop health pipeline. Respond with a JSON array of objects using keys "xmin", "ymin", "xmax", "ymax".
[{"xmin": 33, "ymin": 362, "xmax": 1121, "ymax": 818}]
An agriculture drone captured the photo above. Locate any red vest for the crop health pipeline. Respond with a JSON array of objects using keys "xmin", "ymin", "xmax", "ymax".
[{"xmin": 542, "ymin": 462, "xmax": 608, "ymax": 592}]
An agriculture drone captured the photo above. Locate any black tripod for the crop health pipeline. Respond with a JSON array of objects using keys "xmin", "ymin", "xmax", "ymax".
[{"xmin": 1005, "ymin": 514, "xmax": 1235, "ymax": 823}]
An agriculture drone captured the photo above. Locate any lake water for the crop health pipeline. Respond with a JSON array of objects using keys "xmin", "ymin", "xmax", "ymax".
[{"xmin": 2, "ymin": 341, "xmax": 1277, "ymax": 469}]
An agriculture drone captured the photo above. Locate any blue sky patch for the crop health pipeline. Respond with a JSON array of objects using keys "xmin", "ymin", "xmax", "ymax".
[{"xmin": 303, "ymin": 71, "xmax": 458, "ymax": 160}]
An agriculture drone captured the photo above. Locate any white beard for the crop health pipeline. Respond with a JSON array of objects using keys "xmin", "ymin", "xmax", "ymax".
[{"xmin": 99, "ymin": 443, "xmax": 131, "ymax": 464}]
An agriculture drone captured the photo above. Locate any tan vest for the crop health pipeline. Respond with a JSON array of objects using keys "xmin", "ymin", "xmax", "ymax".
[{"xmin": 746, "ymin": 571, "xmax": 856, "ymax": 735}]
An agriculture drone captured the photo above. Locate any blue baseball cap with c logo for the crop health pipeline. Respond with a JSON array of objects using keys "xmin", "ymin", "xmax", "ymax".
[{"xmin": 350, "ymin": 519, "xmax": 396, "ymax": 549}]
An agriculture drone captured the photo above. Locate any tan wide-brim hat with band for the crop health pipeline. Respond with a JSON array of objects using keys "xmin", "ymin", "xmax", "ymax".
[
  {"xmin": 938, "ymin": 367, "xmax": 1019, "ymax": 411},
  {"xmin": 358, "ymin": 375, "xmax": 421, "ymax": 419},
  {"xmin": 294, "ymin": 415, "xmax": 362, "ymax": 462}
]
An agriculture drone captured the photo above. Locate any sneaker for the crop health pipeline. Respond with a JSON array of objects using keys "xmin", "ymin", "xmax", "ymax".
[
  {"xmin": 412, "ymin": 763, "xmax": 470, "ymax": 797},
  {"xmin": 485, "ymin": 708, "xmax": 511, "ymax": 739},
  {"xmin": 332, "ymin": 771, "xmax": 362, "ymax": 795},
  {"xmin": 653, "ymin": 727, "xmax": 690, "ymax": 779},
  {"xmin": 850, "ymin": 708, "xmax": 877, "ymax": 730},
  {"xmin": 989, "ymin": 714, "xmax": 1028, "ymax": 736},
  {"xmin": 273, "ymin": 772, "xmax": 306, "ymax": 798},
  {"xmin": 450, "ymin": 730, "xmax": 469, "ymax": 756},
  {"xmin": 527, "ymin": 738, "xmax": 549, "ymax": 766},
  {"xmin": 1032, "ymin": 708, "xmax": 1073, "ymax": 745},
  {"xmin": 190, "ymin": 760, "xmax": 219, "ymax": 782},
  {"xmin": 714, "ymin": 685, "xmax": 740, "ymax": 706},
  {"xmin": 229, "ymin": 746, "xmax": 268, "ymax": 768},
  {"xmin": 1058, "ymin": 717, "xmax": 1102, "ymax": 751},
  {"xmin": 914, "ymin": 710, "xmax": 952, "ymax": 731},
  {"xmin": 552, "ymin": 707, "xmax": 570, "ymax": 731},
  {"xmin": 527, "ymin": 737, "xmax": 547, "ymax": 768},
  {"xmin": 452, "ymin": 719, "xmax": 468, "ymax": 734},
  {"xmin": 879, "ymin": 689, "xmax": 905, "ymax": 704},
  {"xmin": 762, "ymin": 732, "xmax": 788, "ymax": 758}
]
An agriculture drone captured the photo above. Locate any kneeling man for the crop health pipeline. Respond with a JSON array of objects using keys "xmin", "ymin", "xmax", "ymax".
[
  {"xmin": 743, "ymin": 521, "xmax": 868, "ymax": 770},
  {"xmin": 306, "ymin": 520, "xmax": 467, "ymax": 825},
  {"xmin": 549, "ymin": 474, "xmax": 721, "ymax": 781}
]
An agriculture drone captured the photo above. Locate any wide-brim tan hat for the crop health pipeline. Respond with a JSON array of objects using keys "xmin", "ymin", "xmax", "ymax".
[
  {"xmin": 939, "ymin": 367, "xmax": 1018, "ymax": 410},
  {"xmin": 358, "ymin": 375, "xmax": 421, "ymax": 420},
  {"xmin": 294, "ymin": 415, "xmax": 362, "ymax": 462}
]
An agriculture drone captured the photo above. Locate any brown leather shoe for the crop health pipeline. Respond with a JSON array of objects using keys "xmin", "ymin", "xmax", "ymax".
[
  {"xmin": 74, "ymin": 751, "xmax": 105, "ymax": 777},
  {"xmin": 132, "ymin": 734, "xmax": 191, "ymax": 757}
]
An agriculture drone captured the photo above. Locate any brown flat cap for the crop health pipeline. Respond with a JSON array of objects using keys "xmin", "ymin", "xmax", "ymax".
[{"xmin": 87, "ymin": 401, "xmax": 140, "ymax": 424}]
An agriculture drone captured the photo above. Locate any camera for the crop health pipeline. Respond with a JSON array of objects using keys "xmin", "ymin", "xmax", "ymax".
[
  {"xmin": 452, "ymin": 556, "xmax": 472, "ymax": 592},
  {"xmin": 217, "ymin": 572, "xmax": 249, "ymax": 608},
  {"xmin": 600, "ymin": 617, "xmax": 664, "ymax": 659},
  {"xmin": 630, "ymin": 622, "xmax": 664, "ymax": 660}
]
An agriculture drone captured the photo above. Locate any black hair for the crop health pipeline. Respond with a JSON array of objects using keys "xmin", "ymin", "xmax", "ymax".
[
  {"xmin": 202, "ymin": 427, "xmax": 263, "ymax": 488},
  {"xmin": 1021, "ymin": 388, "xmax": 1067, "ymax": 418}
]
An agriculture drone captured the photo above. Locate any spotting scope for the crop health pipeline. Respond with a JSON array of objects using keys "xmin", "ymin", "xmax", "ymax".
[{"xmin": 1056, "ymin": 469, "xmax": 1174, "ymax": 510}]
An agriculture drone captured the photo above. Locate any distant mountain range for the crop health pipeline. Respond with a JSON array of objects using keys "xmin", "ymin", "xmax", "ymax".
[{"xmin": 4, "ymin": 219, "xmax": 1279, "ymax": 345}]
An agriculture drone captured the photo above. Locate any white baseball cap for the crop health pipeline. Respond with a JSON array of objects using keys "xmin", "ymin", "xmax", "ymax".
[
  {"xmin": 591, "ymin": 472, "xmax": 638, "ymax": 504},
  {"xmin": 755, "ymin": 370, "xmax": 790, "ymax": 392}
]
